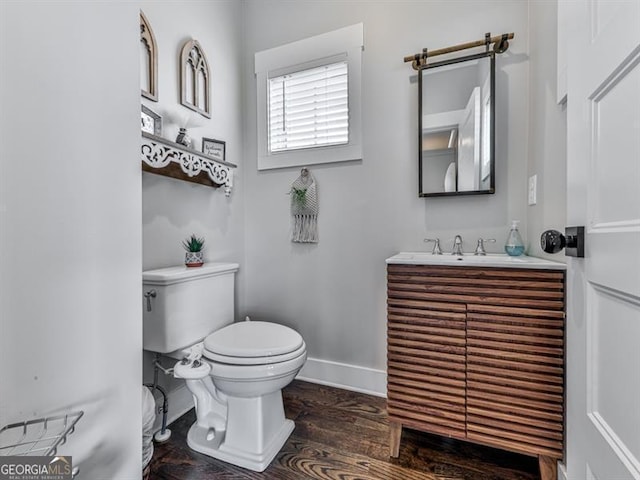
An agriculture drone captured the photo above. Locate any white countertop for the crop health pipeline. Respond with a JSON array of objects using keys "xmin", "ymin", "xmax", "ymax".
[{"xmin": 386, "ymin": 252, "xmax": 566, "ymax": 270}]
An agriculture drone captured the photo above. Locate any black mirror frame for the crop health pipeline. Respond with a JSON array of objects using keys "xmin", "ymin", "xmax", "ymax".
[{"xmin": 418, "ymin": 51, "xmax": 496, "ymax": 197}]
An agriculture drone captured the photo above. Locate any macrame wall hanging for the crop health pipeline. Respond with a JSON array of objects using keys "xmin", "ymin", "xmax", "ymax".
[{"xmin": 290, "ymin": 168, "xmax": 318, "ymax": 243}]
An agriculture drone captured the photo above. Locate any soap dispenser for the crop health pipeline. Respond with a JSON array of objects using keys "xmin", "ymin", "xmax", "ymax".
[{"xmin": 505, "ymin": 220, "xmax": 525, "ymax": 256}]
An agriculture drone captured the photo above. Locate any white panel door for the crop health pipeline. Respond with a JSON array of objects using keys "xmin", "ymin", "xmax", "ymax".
[
  {"xmin": 566, "ymin": 1, "xmax": 640, "ymax": 479},
  {"xmin": 457, "ymin": 87, "xmax": 480, "ymax": 191}
]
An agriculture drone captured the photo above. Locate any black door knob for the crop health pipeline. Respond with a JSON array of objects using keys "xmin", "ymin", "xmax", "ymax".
[
  {"xmin": 540, "ymin": 227, "xmax": 585, "ymax": 257},
  {"xmin": 540, "ymin": 230, "xmax": 566, "ymax": 254}
]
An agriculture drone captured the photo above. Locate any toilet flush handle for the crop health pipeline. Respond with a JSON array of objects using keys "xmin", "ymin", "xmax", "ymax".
[{"xmin": 144, "ymin": 289, "xmax": 157, "ymax": 312}]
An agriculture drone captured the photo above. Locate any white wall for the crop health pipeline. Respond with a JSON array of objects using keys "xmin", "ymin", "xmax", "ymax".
[
  {"xmin": 139, "ymin": 1, "xmax": 245, "ymax": 419},
  {"xmin": 241, "ymin": 0, "xmax": 530, "ymax": 392},
  {"xmin": 141, "ymin": 0, "xmax": 244, "ymax": 272},
  {"xmin": 526, "ymin": 1, "xmax": 567, "ymax": 261},
  {"xmin": 0, "ymin": 2, "xmax": 142, "ymax": 478}
]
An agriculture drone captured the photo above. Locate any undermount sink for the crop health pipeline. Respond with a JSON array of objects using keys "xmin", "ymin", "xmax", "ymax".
[{"xmin": 386, "ymin": 252, "xmax": 566, "ymax": 270}]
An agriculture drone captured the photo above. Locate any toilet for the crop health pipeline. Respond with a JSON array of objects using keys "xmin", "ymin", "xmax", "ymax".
[{"xmin": 142, "ymin": 263, "xmax": 306, "ymax": 472}]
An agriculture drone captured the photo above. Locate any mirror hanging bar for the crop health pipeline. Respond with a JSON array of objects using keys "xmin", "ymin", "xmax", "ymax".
[{"xmin": 404, "ymin": 32, "xmax": 514, "ymax": 70}]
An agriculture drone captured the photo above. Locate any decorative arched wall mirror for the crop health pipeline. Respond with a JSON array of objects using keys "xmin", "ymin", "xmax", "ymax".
[
  {"xmin": 180, "ymin": 39, "xmax": 211, "ymax": 119},
  {"xmin": 419, "ymin": 52, "xmax": 495, "ymax": 196},
  {"xmin": 140, "ymin": 11, "xmax": 158, "ymax": 101}
]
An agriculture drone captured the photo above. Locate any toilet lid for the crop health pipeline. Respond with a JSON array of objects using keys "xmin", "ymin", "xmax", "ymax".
[
  {"xmin": 204, "ymin": 342, "xmax": 306, "ymax": 366},
  {"xmin": 204, "ymin": 321, "xmax": 304, "ymax": 359}
]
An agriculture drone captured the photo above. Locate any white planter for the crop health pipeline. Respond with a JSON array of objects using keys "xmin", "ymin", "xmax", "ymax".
[{"xmin": 185, "ymin": 251, "xmax": 204, "ymax": 267}]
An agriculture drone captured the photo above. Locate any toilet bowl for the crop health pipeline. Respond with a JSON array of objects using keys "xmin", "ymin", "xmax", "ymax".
[
  {"xmin": 176, "ymin": 321, "xmax": 306, "ymax": 471},
  {"xmin": 142, "ymin": 263, "xmax": 307, "ymax": 472}
]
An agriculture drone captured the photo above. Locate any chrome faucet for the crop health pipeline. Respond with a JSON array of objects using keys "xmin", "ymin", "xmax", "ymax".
[
  {"xmin": 452, "ymin": 235, "xmax": 463, "ymax": 256},
  {"xmin": 474, "ymin": 238, "xmax": 496, "ymax": 255},
  {"xmin": 424, "ymin": 238, "xmax": 442, "ymax": 255}
]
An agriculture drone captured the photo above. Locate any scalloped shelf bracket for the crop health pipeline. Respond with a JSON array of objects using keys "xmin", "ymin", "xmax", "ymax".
[{"xmin": 141, "ymin": 132, "xmax": 236, "ymax": 195}]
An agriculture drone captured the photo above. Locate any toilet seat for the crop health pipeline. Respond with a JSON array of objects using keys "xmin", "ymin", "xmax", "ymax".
[
  {"xmin": 205, "ymin": 342, "xmax": 306, "ymax": 365},
  {"xmin": 203, "ymin": 321, "xmax": 305, "ymax": 366}
]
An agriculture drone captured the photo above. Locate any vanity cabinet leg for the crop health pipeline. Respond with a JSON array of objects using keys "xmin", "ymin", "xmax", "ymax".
[
  {"xmin": 389, "ymin": 421, "xmax": 402, "ymax": 457},
  {"xmin": 539, "ymin": 455, "xmax": 557, "ymax": 480}
]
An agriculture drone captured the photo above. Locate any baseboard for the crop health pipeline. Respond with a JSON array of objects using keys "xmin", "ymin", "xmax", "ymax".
[
  {"xmin": 296, "ymin": 357, "xmax": 387, "ymax": 397},
  {"xmin": 151, "ymin": 384, "xmax": 194, "ymax": 434}
]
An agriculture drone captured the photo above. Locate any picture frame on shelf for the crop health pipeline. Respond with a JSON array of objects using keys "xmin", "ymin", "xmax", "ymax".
[
  {"xmin": 202, "ymin": 138, "xmax": 226, "ymax": 162},
  {"xmin": 141, "ymin": 105, "xmax": 162, "ymax": 136}
]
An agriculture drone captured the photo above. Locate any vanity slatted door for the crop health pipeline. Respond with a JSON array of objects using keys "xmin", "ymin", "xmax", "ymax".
[
  {"xmin": 387, "ymin": 264, "xmax": 565, "ymax": 463},
  {"xmin": 465, "ymin": 270, "xmax": 565, "ymax": 459},
  {"xmin": 387, "ymin": 265, "xmax": 467, "ymax": 439}
]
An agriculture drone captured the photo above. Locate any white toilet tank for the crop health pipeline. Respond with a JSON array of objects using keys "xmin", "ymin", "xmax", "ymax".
[{"xmin": 143, "ymin": 263, "xmax": 239, "ymax": 354}]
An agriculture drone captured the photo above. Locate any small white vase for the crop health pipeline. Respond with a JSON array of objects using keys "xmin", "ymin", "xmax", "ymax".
[{"xmin": 185, "ymin": 251, "xmax": 203, "ymax": 267}]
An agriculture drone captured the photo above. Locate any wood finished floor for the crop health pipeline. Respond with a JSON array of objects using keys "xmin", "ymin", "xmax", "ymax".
[{"xmin": 150, "ymin": 380, "xmax": 540, "ymax": 480}]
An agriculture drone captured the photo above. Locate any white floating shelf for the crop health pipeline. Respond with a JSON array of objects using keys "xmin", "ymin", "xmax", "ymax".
[{"xmin": 141, "ymin": 132, "xmax": 236, "ymax": 195}]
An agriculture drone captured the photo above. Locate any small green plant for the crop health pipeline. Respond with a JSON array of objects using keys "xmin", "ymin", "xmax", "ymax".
[
  {"xmin": 290, "ymin": 187, "xmax": 307, "ymax": 206},
  {"xmin": 182, "ymin": 234, "xmax": 205, "ymax": 252}
]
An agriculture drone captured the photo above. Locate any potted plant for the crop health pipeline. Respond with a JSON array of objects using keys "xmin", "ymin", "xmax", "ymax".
[{"xmin": 182, "ymin": 234, "xmax": 205, "ymax": 267}]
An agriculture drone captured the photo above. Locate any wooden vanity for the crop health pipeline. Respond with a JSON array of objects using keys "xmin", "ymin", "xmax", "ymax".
[{"xmin": 386, "ymin": 254, "xmax": 566, "ymax": 480}]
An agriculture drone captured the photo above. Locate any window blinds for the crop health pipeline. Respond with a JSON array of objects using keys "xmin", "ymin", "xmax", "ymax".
[{"xmin": 268, "ymin": 61, "xmax": 349, "ymax": 153}]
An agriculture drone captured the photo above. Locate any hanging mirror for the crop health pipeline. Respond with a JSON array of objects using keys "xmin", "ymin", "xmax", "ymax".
[
  {"xmin": 407, "ymin": 33, "xmax": 513, "ymax": 197},
  {"xmin": 419, "ymin": 51, "xmax": 495, "ymax": 197}
]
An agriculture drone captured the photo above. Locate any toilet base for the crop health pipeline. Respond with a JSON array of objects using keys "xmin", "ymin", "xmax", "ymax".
[
  {"xmin": 181, "ymin": 366, "xmax": 303, "ymax": 472},
  {"xmin": 186, "ymin": 418, "xmax": 294, "ymax": 472}
]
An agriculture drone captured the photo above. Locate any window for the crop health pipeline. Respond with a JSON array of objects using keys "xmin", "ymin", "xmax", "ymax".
[
  {"xmin": 255, "ymin": 24, "xmax": 363, "ymax": 170},
  {"xmin": 268, "ymin": 61, "xmax": 349, "ymax": 153}
]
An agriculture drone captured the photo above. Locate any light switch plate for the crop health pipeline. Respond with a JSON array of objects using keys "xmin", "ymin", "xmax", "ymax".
[{"xmin": 528, "ymin": 174, "xmax": 537, "ymax": 205}]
